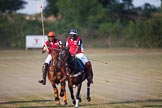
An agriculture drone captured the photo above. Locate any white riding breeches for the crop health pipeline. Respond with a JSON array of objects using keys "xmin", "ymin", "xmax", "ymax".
[
  {"xmin": 44, "ymin": 54, "xmax": 52, "ymax": 64},
  {"xmin": 75, "ymin": 53, "xmax": 89, "ymax": 65}
]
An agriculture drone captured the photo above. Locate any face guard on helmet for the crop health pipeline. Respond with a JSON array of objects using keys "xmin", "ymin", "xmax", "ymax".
[
  {"xmin": 48, "ymin": 31, "xmax": 55, "ymax": 42},
  {"xmin": 69, "ymin": 29, "xmax": 78, "ymax": 40},
  {"xmin": 48, "ymin": 32, "xmax": 55, "ymax": 37}
]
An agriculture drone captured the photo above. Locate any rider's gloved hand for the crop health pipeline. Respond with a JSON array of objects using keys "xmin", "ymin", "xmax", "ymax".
[
  {"xmin": 42, "ymin": 49, "xmax": 46, "ymax": 53},
  {"xmin": 42, "ymin": 45, "xmax": 47, "ymax": 53}
]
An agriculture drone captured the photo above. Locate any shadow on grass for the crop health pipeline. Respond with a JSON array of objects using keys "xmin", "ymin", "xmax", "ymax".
[
  {"xmin": 17, "ymin": 105, "xmax": 74, "ymax": 108},
  {"xmin": 0, "ymin": 99, "xmax": 52, "ymax": 104},
  {"xmin": 143, "ymin": 105, "xmax": 162, "ymax": 107},
  {"xmin": 109, "ymin": 99, "xmax": 162, "ymax": 104},
  {"xmin": 0, "ymin": 99, "xmax": 162, "ymax": 108},
  {"xmin": 0, "ymin": 99, "xmax": 73, "ymax": 108}
]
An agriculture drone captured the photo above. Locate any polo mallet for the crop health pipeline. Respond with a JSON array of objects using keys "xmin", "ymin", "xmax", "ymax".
[
  {"xmin": 89, "ymin": 58, "xmax": 107, "ymax": 64},
  {"xmin": 40, "ymin": 5, "xmax": 49, "ymax": 51},
  {"xmin": 40, "ymin": 5, "xmax": 45, "ymax": 42}
]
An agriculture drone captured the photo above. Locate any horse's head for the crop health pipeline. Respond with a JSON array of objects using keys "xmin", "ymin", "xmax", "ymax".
[
  {"xmin": 58, "ymin": 46, "xmax": 81, "ymax": 75},
  {"xmin": 50, "ymin": 48, "xmax": 61, "ymax": 68},
  {"xmin": 51, "ymin": 48, "xmax": 59, "ymax": 60},
  {"xmin": 58, "ymin": 46, "xmax": 70, "ymax": 68}
]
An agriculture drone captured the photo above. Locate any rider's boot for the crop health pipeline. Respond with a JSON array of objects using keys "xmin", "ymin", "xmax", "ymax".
[
  {"xmin": 85, "ymin": 61, "xmax": 93, "ymax": 84},
  {"xmin": 38, "ymin": 63, "xmax": 48, "ymax": 85}
]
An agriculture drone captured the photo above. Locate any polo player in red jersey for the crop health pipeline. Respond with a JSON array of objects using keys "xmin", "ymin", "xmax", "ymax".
[
  {"xmin": 39, "ymin": 31, "xmax": 63, "ymax": 85},
  {"xmin": 65, "ymin": 29, "xmax": 93, "ymax": 84}
]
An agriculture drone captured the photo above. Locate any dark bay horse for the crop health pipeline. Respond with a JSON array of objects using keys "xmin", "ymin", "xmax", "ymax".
[
  {"xmin": 58, "ymin": 47, "xmax": 92, "ymax": 108},
  {"xmin": 48, "ymin": 49, "xmax": 68, "ymax": 105}
]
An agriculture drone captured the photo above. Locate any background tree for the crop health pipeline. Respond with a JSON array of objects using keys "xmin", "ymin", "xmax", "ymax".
[
  {"xmin": 44, "ymin": 0, "xmax": 59, "ymax": 17},
  {"xmin": 0, "ymin": 0, "xmax": 27, "ymax": 13},
  {"xmin": 56, "ymin": 0, "xmax": 105, "ymax": 27},
  {"xmin": 0, "ymin": 0, "xmax": 162, "ymax": 48}
]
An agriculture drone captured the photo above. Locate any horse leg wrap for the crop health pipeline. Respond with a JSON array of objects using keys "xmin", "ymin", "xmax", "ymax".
[
  {"xmin": 87, "ymin": 86, "xmax": 91, "ymax": 102},
  {"xmin": 60, "ymin": 84, "xmax": 65, "ymax": 97},
  {"xmin": 53, "ymin": 88, "xmax": 59, "ymax": 100},
  {"xmin": 75, "ymin": 99, "xmax": 79, "ymax": 108},
  {"xmin": 63, "ymin": 91, "xmax": 68, "ymax": 105}
]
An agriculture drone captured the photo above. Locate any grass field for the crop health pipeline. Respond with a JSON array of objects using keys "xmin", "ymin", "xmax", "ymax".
[{"xmin": 0, "ymin": 48, "xmax": 162, "ymax": 108}]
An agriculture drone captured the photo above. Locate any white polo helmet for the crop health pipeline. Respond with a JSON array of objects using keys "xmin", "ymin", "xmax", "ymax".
[{"xmin": 69, "ymin": 29, "xmax": 78, "ymax": 35}]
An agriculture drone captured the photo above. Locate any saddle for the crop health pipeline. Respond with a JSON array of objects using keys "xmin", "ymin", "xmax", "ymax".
[
  {"xmin": 68, "ymin": 58, "xmax": 85, "ymax": 77},
  {"xmin": 74, "ymin": 58, "xmax": 84, "ymax": 73}
]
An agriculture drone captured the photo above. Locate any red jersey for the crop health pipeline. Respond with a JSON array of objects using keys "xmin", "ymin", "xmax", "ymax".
[
  {"xmin": 44, "ymin": 39, "xmax": 62, "ymax": 54},
  {"xmin": 66, "ymin": 36, "xmax": 84, "ymax": 55}
]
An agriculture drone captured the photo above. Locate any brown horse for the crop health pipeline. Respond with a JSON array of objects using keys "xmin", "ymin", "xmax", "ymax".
[
  {"xmin": 58, "ymin": 47, "xmax": 92, "ymax": 108},
  {"xmin": 48, "ymin": 49, "xmax": 68, "ymax": 105}
]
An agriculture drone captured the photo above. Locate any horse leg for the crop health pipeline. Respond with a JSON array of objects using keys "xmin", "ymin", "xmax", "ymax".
[
  {"xmin": 48, "ymin": 71, "xmax": 60, "ymax": 105},
  {"xmin": 75, "ymin": 83, "xmax": 82, "ymax": 108},
  {"xmin": 87, "ymin": 82, "xmax": 91, "ymax": 102},
  {"xmin": 68, "ymin": 83, "xmax": 75, "ymax": 105},
  {"xmin": 85, "ymin": 61, "xmax": 93, "ymax": 84},
  {"xmin": 60, "ymin": 82, "xmax": 65, "ymax": 97},
  {"xmin": 52, "ymin": 84, "xmax": 60, "ymax": 105},
  {"xmin": 76, "ymin": 83, "xmax": 82, "ymax": 103},
  {"xmin": 60, "ymin": 82, "xmax": 68, "ymax": 105}
]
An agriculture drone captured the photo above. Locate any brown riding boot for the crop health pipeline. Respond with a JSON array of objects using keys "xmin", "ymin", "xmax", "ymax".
[
  {"xmin": 38, "ymin": 63, "xmax": 48, "ymax": 85},
  {"xmin": 85, "ymin": 61, "xmax": 93, "ymax": 84}
]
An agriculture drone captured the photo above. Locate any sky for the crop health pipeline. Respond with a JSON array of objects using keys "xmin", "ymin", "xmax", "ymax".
[
  {"xmin": 133, "ymin": 0, "xmax": 161, "ymax": 7},
  {"xmin": 17, "ymin": 0, "xmax": 161, "ymax": 15},
  {"xmin": 17, "ymin": 0, "xmax": 46, "ymax": 15}
]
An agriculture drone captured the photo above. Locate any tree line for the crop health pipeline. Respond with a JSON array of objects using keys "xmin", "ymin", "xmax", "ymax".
[{"xmin": 0, "ymin": 0, "xmax": 162, "ymax": 48}]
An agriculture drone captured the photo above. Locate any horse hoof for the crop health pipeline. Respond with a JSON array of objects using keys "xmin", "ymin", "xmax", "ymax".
[
  {"xmin": 55, "ymin": 101, "xmax": 60, "ymax": 105},
  {"xmin": 72, "ymin": 100, "xmax": 76, "ymax": 105},
  {"xmin": 64, "ymin": 101, "xmax": 68, "ymax": 105},
  {"xmin": 87, "ymin": 97, "xmax": 91, "ymax": 102}
]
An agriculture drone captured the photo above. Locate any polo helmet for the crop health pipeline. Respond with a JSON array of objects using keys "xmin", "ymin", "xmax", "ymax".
[{"xmin": 69, "ymin": 29, "xmax": 78, "ymax": 35}]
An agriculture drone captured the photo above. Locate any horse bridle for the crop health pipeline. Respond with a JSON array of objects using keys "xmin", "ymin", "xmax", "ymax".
[
  {"xmin": 58, "ymin": 50, "xmax": 69, "ymax": 64},
  {"xmin": 51, "ymin": 53, "xmax": 60, "ymax": 67}
]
